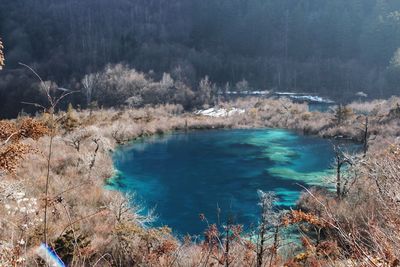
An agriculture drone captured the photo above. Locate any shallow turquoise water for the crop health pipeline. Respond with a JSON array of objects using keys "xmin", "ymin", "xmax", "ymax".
[{"xmin": 109, "ymin": 129, "xmax": 335, "ymax": 235}]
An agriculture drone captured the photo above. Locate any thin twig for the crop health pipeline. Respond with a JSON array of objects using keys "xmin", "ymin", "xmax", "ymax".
[{"xmin": 59, "ymin": 208, "xmax": 107, "ymax": 237}]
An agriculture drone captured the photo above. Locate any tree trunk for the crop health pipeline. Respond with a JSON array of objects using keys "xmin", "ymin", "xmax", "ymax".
[
  {"xmin": 363, "ymin": 116, "xmax": 369, "ymax": 157},
  {"xmin": 336, "ymin": 159, "xmax": 341, "ymax": 199}
]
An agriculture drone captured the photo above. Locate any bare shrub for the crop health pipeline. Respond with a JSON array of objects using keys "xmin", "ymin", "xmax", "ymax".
[{"xmin": 95, "ymin": 64, "xmax": 149, "ymax": 107}]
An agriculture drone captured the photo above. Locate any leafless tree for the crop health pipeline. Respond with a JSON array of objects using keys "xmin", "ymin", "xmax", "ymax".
[
  {"xmin": 19, "ymin": 62, "xmax": 78, "ymax": 245},
  {"xmin": 82, "ymin": 73, "xmax": 98, "ymax": 114},
  {"xmin": 357, "ymin": 115, "xmax": 370, "ymax": 157},
  {"xmin": 108, "ymin": 193, "xmax": 155, "ymax": 227},
  {"xmin": 256, "ymin": 190, "xmax": 280, "ymax": 267},
  {"xmin": 65, "ymin": 129, "xmax": 91, "ymax": 152},
  {"xmin": 333, "ymin": 145, "xmax": 354, "ymax": 199}
]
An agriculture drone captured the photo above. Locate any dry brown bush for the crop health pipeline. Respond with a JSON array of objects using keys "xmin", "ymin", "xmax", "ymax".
[{"xmin": 0, "ymin": 118, "xmax": 49, "ymax": 174}]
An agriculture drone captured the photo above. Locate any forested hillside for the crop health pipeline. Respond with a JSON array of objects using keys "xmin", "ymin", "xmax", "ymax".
[{"xmin": 1, "ymin": 0, "xmax": 400, "ymax": 117}]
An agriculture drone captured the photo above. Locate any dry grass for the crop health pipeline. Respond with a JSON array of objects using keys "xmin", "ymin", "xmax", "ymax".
[{"xmin": 1, "ymin": 97, "xmax": 400, "ymax": 266}]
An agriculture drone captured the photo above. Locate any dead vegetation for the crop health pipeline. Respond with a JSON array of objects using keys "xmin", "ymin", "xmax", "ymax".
[{"xmin": 1, "ymin": 97, "xmax": 400, "ymax": 266}]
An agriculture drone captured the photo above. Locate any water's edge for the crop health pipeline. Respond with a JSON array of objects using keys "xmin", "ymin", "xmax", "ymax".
[{"xmin": 108, "ymin": 128, "xmax": 337, "ymax": 235}]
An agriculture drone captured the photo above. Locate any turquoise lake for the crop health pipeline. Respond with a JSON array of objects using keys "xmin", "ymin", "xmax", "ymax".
[{"xmin": 109, "ymin": 129, "xmax": 335, "ymax": 235}]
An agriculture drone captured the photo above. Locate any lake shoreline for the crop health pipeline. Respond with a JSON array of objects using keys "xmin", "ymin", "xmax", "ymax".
[
  {"xmin": 2, "ymin": 97, "xmax": 400, "ymax": 265},
  {"xmin": 110, "ymin": 128, "xmax": 336, "ymax": 235}
]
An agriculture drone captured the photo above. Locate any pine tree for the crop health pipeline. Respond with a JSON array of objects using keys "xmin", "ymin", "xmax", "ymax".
[
  {"xmin": 64, "ymin": 103, "xmax": 79, "ymax": 131},
  {"xmin": 333, "ymin": 105, "xmax": 353, "ymax": 125}
]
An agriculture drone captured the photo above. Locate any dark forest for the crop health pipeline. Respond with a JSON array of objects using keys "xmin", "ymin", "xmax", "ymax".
[{"xmin": 1, "ymin": 0, "xmax": 400, "ymax": 117}]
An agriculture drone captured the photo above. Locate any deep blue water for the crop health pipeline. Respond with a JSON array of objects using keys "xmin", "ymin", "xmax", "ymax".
[{"xmin": 109, "ymin": 129, "xmax": 335, "ymax": 235}]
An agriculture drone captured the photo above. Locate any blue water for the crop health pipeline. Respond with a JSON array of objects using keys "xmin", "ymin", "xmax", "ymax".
[
  {"xmin": 109, "ymin": 129, "xmax": 335, "ymax": 235},
  {"xmin": 308, "ymin": 102, "xmax": 334, "ymax": 112}
]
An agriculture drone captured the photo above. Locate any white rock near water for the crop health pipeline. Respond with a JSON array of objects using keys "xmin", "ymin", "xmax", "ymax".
[
  {"xmin": 275, "ymin": 92, "xmax": 334, "ymax": 104},
  {"xmin": 194, "ymin": 107, "xmax": 245, "ymax": 117},
  {"xmin": 223, "ymin": 90, "xmax": 270, "ymax": 95},
  {"xmin": 289, "ymin": 95, "xmax": 335, "ymax": 104}
]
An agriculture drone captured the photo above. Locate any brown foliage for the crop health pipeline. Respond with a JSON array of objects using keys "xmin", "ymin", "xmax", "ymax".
[
  {"xmin": 18, "ymin": 118, "xmax": 49, "ymax": 140},
  {"xmin": 0, "ymin": 120, "xmax": 18, "ymax": 141},
  {"xmin": 282, "ymin": 210, "xmax": 327, "ymax": 228},
  {"xmin": 0, "ymin": 118, "xmax": 49, "ymax": 142},
  {"xmin": 0, "ymin": 142, "xmax": 30, "ymax": 173},
  {"xmin": 204, "ymin": 224, "xmax": 220, "ymax": 248},
  {"xmin": 0, "ymin": 118, "xmax": 48, "ymax": 173}
]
